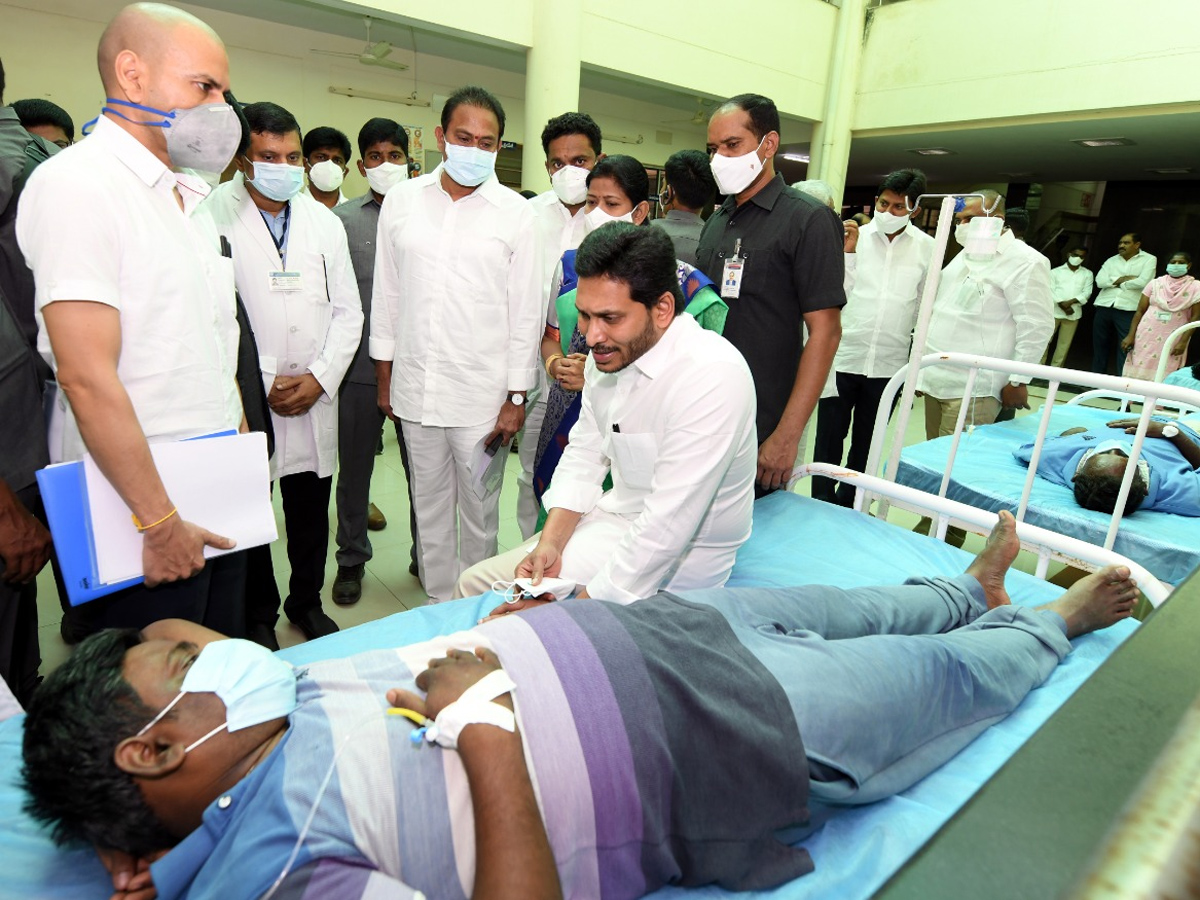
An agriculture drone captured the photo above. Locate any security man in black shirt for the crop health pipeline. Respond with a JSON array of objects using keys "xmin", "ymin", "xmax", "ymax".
[{"xmin": 697, "ymin": 94, "xmax": 844, "ymax": 496}]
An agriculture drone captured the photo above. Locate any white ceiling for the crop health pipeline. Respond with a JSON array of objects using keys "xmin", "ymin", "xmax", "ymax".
[
  {"xmin": 844, "ymin": 109, "xmax": 1200, "ymax": 186},
  {"xmin": 188, "ymin": 0, "xmax": 1200, "ymax": 186}
]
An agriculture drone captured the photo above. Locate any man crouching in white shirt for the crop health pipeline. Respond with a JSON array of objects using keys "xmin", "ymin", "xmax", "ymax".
[{"xmin": 456, "ymin": 224, "xmax": 758, "ymax": 612}]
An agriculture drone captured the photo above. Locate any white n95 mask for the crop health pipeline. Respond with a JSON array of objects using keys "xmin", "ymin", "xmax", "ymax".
[
  {"xmin": 135, "ymin": 639, "xmax": 298, "ymax": 753},
  {"xmin": 584, "ymin": 206, "xmax": 634, "ymax": 233},
  {"xmin": 873, "ymin": 209, "xmax": 909, "ymax": 235},
  {"xmin": 366, "ymin": 161, "xmax": 409, "ymax": 195},
  {"xmin": 308, "ymin": 159, "xmax": 345, "ymax": 193},
  {"xmin": 1068, "ymin": 255, "xmax": 1083, "ymax": 267},
  {"xmin": 709, "ymin": 136, "xmax": 765, "ymax": 196},
  {"xmin": 552, "ymin": 165, "xmax": 590, "ymax": 205}
]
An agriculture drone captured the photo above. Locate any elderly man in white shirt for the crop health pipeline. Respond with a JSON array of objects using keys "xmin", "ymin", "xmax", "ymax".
[
  {"xmin": 1042, "ymin": 245, "xmax": 1095, "ymax": 369},
  {"xmin": 518, "ymin": 112, "xmax": 603, "ymax": 538},
  {"xmin": 371, "ymin": 86, "xmax": 544, "ymax": 603},
  {"xmin": 200, "ymin": 101, "xmax": 362, "ymax": 647},
  {"xmin": 918, "ymin": 191, "xmax": 1055, "ymax": 439},
  {"xmin": 455, "ymin": 224, "xmax": 757, "ymax": 609},
  {"xmin": 15, "ymin": 4, "xmax": 247, "ymax": 640},
  {"xmin": 1092, "ymin": 232, "xmax": 1157, "ymax": 374},
  {"xmin": 813, "ymin": 168, "xmax": 933, "ymax": 507}
]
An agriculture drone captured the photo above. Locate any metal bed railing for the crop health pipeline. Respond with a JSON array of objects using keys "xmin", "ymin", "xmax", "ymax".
[
  {"xmin": 791, "ymin": 462, "xmax": 1171, "ymax": 607},
  {"xmin": 854, "ymin": 353, "xmax": 1200, "ymax": 594}
]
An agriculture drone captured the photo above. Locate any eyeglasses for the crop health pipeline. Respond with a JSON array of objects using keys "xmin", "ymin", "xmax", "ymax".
[{"xmin": 53, "ymin": 139, "xmax": 73, "ymax": 150}]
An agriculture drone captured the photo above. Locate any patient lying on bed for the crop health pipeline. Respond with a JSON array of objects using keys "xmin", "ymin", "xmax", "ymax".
[
  {"xmin": 21, "ymin": 514, "xmax": 1137, "ymax": 900},
  {"xmin": 1014, "ymin": 417, "xmax": 1200, "ymax": 516}
]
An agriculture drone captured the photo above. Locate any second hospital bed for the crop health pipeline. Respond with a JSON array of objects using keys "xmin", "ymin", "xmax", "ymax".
[{"xmin": 0, "ymin": 483, "xmax": 1156, "ymax": 900}]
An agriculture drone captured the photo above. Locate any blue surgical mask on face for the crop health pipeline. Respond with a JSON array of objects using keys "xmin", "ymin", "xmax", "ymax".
[
  {"xmin": 443, "ymin": 142, "xmax": 496, "ymax": 187},
  {"xmin": 1167, "ymin": 263, "xmax": 1189, "ymax": 277},
  {"xmin": 135, "ymin": 639, "xmax": 298, "ymax": 754},
  {"xmin": 247, "ymin": 159, "xmax": 305, "ymax": 202}
]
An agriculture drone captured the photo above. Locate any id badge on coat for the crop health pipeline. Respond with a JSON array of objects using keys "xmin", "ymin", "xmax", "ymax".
[
  {"xmin": 721, "ymin": 238, "xmax": 746, "ymax": 300},
  {"xmin": 269, "ymin": 271, "xmax": 302, "ymax": 292}
]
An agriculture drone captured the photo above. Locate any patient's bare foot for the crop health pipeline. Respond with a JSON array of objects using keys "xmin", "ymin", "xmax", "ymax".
[
  {"xmin": 965, "ymin": 510, "xmax": 1020, "ymax": 609},
  {"xmin": 1039, "ymin": 566, "xmax": 1138, "ymax": 638}
]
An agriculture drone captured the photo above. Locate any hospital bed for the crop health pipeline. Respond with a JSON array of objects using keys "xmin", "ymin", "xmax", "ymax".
[
  {"xmin": 859, "ymin": 352, "xmax": 1200, "ymax": 588},
  {"xmin": 0, "ymin": 475, "xmax": 1163, "ymax": 900}
]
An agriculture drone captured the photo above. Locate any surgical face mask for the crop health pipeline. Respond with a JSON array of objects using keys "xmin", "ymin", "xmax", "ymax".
[
  {"xmin": 1167, "ymin": 263, "xmax": 1189, "ymax": 277},
  {"xmin": 491, "ymin": 576, "xmax": 577, "ymax": 604},
  {"xmin": 584, "ymin": 205, "xmax": 634, "ymax": 233},
  {"xmin": 551, "ymin": 165, "xmax": 590, "ymax": 205},
  {"xmin": 248, "ymin": 159, "xmax": 305, "ymax": 202},
  {"xmin": 308, "ymin": 159, "xmax": 345, "ymax": 193},
  {"xmin": 443, "ymin": 142, "xmax": 496, "ymax": 187},
  {"xmin": 873, "ymin": 209, "xmax": 909, "ymax": 234},
  {"xmin": 98, "ymin": 98, "xmax": 241, "ymax": 173},
  {"xmin": 365, "ymin": 161, "xmax": 408, "ymax": 195},
  {"xmin": 135, "ymin": 638, "xmax": 298, "ymax": 754},
  {"xmin": 709, "ymin": 136, "xmax": 766, "ymax": 196},
  {"xmin": 954, "ymin": 216, "xmax": 1004, "ymax": 257},
  {"xmin": 1068, "ymin": 255, "xmax": 1084, "ymax": 267}
]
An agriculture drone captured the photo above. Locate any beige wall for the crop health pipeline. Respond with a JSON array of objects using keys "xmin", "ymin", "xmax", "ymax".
[
  {"xmin": 0, "ymin": 0, "xmax": 714, "ymax": 194},
  {"xmin": 856, "ymin": 0, "xmax": 1200, "ymax": 131}
]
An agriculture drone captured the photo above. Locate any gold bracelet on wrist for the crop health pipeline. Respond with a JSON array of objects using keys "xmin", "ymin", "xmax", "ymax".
[
  {"xmin": 132, "ymin": 506, "xmax": 178, "ymax": 533},
  {"xmin": 545, "ymin": 353, "xmax": 564, "ymax": 379}
]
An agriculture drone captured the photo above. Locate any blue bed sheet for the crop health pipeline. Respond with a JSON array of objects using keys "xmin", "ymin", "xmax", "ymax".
[
  {"xmin": 0, "ymin": 492, "xmax": 1138, "ymax": 899},
  {"xmin": 897, "ymin": 405, "xmax": 1200, "ymax": 585}
]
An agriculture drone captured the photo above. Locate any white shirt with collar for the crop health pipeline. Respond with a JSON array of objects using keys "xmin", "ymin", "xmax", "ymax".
[
  {"xmin": 917, "ymin": 229, "xmax": 1055, "ymax": 400},
  {"xmin": 198, "ymin": 180, "xmax": 363, "ymax": 480},
  {"xmin": 529, "ymin": 189, "xmax": 587, "ymax": 306},
  {"xmin": 17, "ymin": 114, "xmax": 242, "ymax": 463},
  {"xmin": 542, "ymin": 313, "xmax": 757, "ymax": 604},
  {"xmin": 836, "ymin": 219, "xmax": 935, "ymax": 378},
  {"xmin": 1049, "ymin": 262, "xmax": 1094, "ymax": 320},
  {"xmin": 1095, "ymin": 249, "xmax": 1157, "ymax": 311},
  {"xmin": 370, "ymin": 166, "xmax": 544, "ymax": 427},
  {"xmin": 303, "ymin": 185, "xmax": 349, "ymax": 207}
]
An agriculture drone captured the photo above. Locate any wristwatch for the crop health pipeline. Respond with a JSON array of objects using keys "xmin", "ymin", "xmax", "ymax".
[
  {"xmin": 1162, "ymin": 423, "xmax": 1180, "ymax": 439},
  {"xmin": 508, "ymin": 392, "xmax": 525, "ymax": 407}
]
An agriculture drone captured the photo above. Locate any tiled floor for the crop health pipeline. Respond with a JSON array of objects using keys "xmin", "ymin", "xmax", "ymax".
[{"xmin": 33, "ymin": 386, "xmax": 1071, "ymax": 679}]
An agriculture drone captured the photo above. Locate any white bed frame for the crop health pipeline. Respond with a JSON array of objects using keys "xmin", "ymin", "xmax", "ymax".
[{"xmin": 791, "ymin": 194, "xmax": 1197, "ymax": 608}]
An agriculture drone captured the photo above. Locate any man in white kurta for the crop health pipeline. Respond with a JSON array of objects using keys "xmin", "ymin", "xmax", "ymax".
[
  {"xmin": 519, "ymin": 112, "xmax": 601, "ymax": 538},
  {"xmin": 371, "ymin": 88, "xmax": 543, "ymax": 602},
  {"xmin": 200, "ymin": 101, "xmax": 362, "ymax": 644},
  {"xmin": 1092, "ymin": 233, "xmax": 1157, "ymax": 374},
  {"xmin": 1042, "ymin": 246, "xmax": 1094, "ymax": 368}
]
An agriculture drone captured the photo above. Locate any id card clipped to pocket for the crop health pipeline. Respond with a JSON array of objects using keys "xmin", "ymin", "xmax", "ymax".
[{"xmin": 721, "ymin": 238, "xmax": 745, "ymax": 300}]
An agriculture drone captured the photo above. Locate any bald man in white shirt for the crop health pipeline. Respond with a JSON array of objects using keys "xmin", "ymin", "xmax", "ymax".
[
  {"xmin": 17, "ymin": 3, "xmax": 247, "ymax": 639},
  {"xmin": 371, "ymin": 86, "xmax": 544, "ymax": 603}
]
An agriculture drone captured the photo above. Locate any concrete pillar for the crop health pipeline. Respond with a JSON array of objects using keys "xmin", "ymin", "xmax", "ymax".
[
  {"xmin": 809, "ymin": 0, "xmax": 867, "ymax": 207},
  {"xmin": 520, "ymin": 0, "xmax": 582, "ymax": 191}
]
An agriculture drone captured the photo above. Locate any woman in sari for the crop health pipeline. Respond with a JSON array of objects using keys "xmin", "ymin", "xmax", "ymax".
[
  {"xmin": 532, "ymin": 154, "xmax": 727, "ymax": 526},
  {"xmin": 1122, "ymin": 251, "xmax": 1200, "ymax": 381}
]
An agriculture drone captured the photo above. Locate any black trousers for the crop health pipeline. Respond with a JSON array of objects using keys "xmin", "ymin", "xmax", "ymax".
[
  {"xmin": 0, "ymin": 485, "xmax": 43, "ymax": 706},
  {"xmin": 1092, "ymin": 305, "xmax": 1135, "ymax": 375},
  {"xmin": 67, "ymin": 549, "xmax": 248, "ymax": 640},
  {"xmin": 812, "ymin": 371, "xmax": 892, "ymax": 506},
  {"xmin": 245, "ymin": 471, "xmax": 332, "ymax": 628},
  {"xmin": 333, "ymin": 382, "xmax": 418, "ymax": 568}
]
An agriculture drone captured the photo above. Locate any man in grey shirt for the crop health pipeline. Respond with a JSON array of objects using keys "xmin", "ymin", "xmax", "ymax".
[
  {"xmin": 331, "ymin": 117, "xmax": 419, "ymax": 604},
  {"xmin": 651, "ymin": 148, "xmax": 716, "ymax": 266}
]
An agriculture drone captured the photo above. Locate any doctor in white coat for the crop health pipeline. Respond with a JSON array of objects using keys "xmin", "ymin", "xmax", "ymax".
[{"xmin": 200, "ymin": 102, "xmax": 362, "ymax": 647}]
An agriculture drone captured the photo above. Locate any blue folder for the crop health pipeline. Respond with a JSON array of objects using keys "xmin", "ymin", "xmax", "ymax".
[{"xmin": 35, "ymin": 431, "xmax": 237, "ymax": 606}]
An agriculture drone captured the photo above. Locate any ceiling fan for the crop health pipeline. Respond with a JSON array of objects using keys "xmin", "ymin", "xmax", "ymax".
[
  {"xmin": 311, "ymin": 17, "xmax": 409, "ymax": 72},
  {"xmin": 661, "ymin": 98, "xmax": 715, "ymax": 127}
]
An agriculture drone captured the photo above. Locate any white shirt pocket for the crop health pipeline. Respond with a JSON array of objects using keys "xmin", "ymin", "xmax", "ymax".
[{"xmin": 609, "ymin": 431, "xmax": 658, "ymax": 491}]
